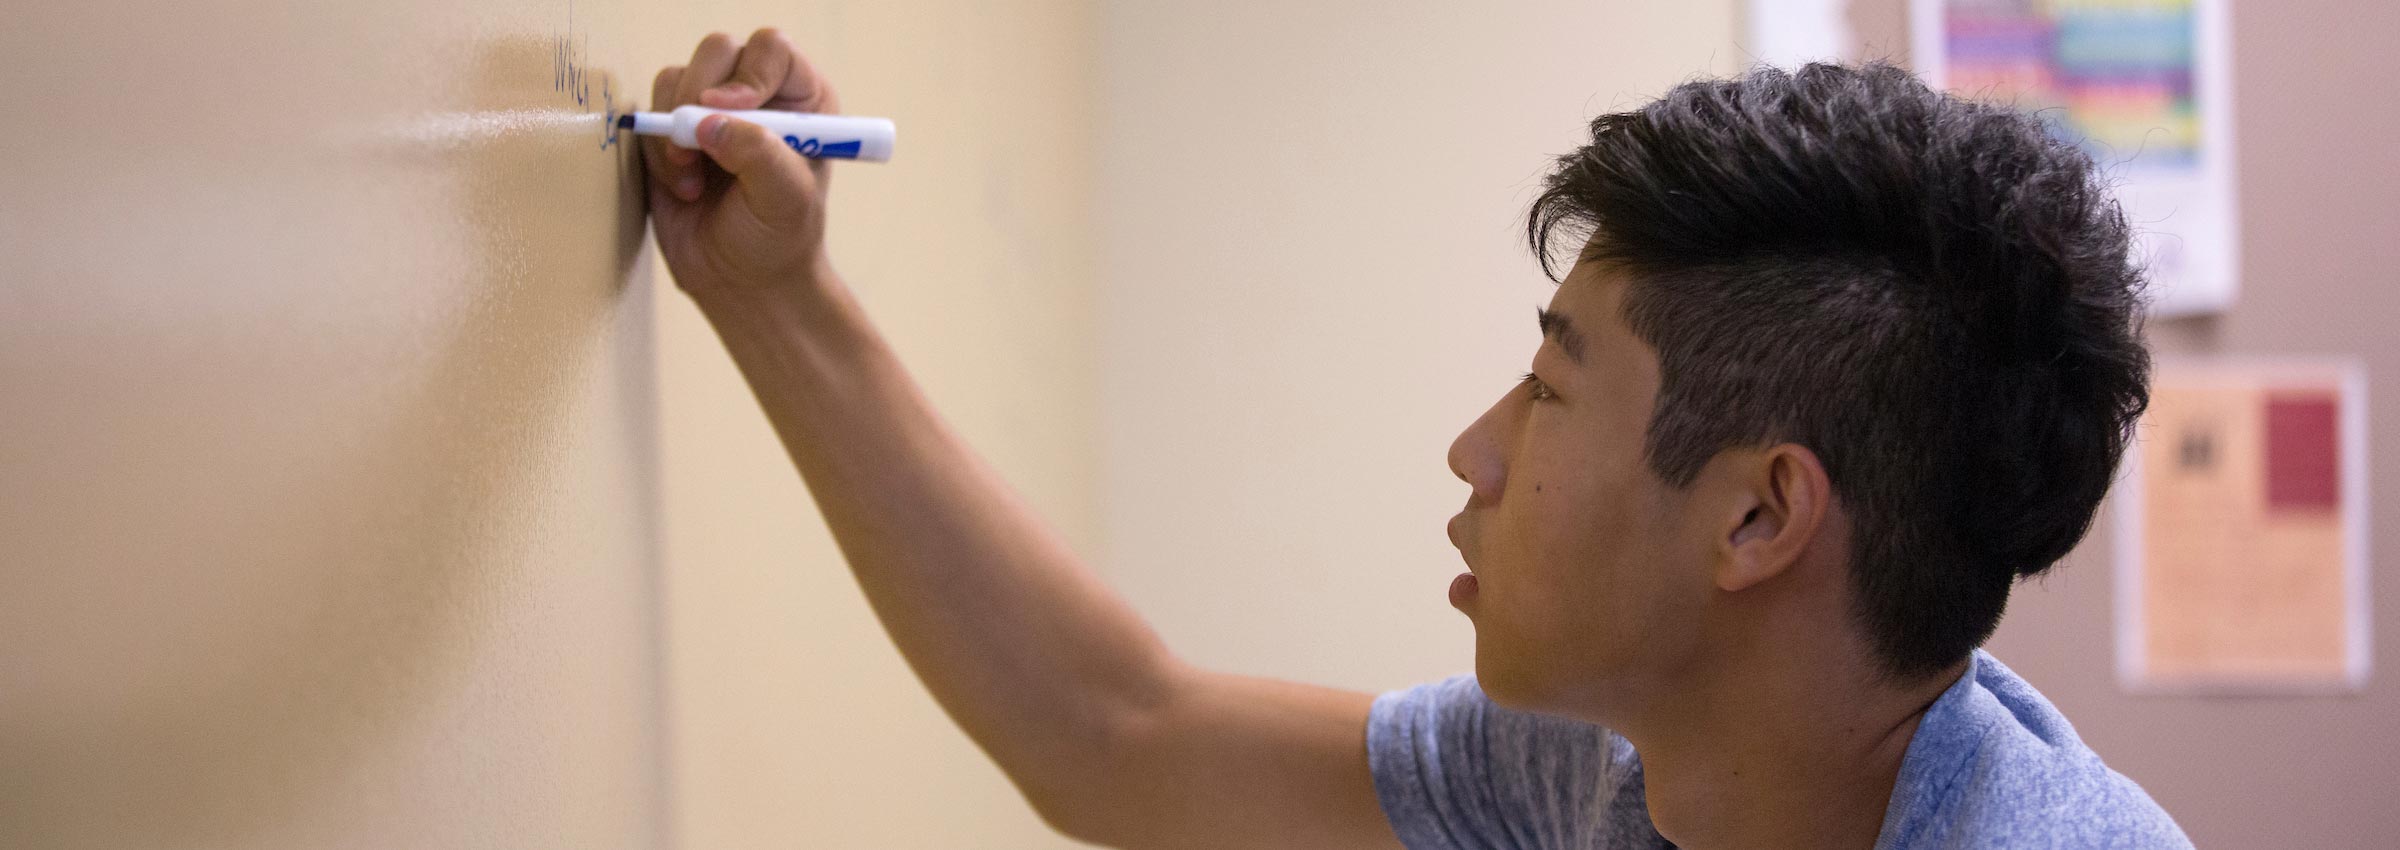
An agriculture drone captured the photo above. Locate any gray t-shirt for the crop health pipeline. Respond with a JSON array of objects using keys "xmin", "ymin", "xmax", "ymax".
[{"xmin": 1366, "ymin": 650, "xmax": 2192, "ymax": 849}]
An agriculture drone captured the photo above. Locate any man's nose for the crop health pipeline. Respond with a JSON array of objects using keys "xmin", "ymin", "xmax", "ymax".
[{"xmin": 1447, "ymin": 399, "xmax": 1508, "ymax": 504}]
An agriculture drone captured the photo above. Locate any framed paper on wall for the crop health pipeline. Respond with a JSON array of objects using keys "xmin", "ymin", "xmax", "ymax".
[
  {"xmin": 1912, "ymin": 0, "xmax": 2239, "ymax": 317},
  {"xmin": 2114, "ymin": 359, "xmax": 2371, "ymax": 693}
]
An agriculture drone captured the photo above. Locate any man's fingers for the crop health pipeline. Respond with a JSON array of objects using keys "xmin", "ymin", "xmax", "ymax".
[
  {"xmin": 695, "ymin": 114, "xmax": 817, "ymax": 223},
  {"xmin": 645, "ymin": 65, "xmax": 703, "ymax": 202},
  {"xmin": 673, "ymin": 32, "xmax": 741, "ymax": 114},
  {"xmin": 700, "ymin": 28, "xmax": 793, "ymax": 110},
  {"xmin": 762, "ymin": 39, "xmax": 839, "ymax": 115},
  {"xmin": 651, "ymin": 64, "xmax": 682, "ymax": 114},
  {"xmin": 646, "ymin": 30, "xmax": 839, "ymax": 208},
  {"xmin": 667, "ymin": 32, "xmax": 741, "ymax": 198}
]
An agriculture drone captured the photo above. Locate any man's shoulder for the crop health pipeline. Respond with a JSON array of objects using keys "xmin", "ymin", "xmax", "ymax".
[
  {"xmin": 1947, "ymin": 707, "xmax": 2187, "ymax": 847},
  {"xmin": 1889, "ymin": 651, "xmax": 2192, "ymax": 849},
  {"xmin": 1368, "ymin": 674, "xmax": 1671, "ymax": 849}
]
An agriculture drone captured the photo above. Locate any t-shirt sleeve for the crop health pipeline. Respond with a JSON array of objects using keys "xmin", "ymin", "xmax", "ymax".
[{"xmin": 1366, "ymin": 674, "xmax": 1657, "ymax": 850}]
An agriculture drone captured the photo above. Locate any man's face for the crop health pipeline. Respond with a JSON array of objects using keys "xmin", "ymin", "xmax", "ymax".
[{"xmin": 1444, "ymin": 260, "xmax": 1718, "ymax": 717}]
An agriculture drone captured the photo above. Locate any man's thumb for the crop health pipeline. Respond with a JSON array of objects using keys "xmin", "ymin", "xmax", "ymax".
[{"xmin": 696, "ymin": 114, "xmax": 816, "ymax": 221}]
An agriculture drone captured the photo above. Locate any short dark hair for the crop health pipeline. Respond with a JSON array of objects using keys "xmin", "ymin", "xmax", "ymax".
[{"xmin": 1527, "ymin": 62, "xmax": 2150, "ymax": 680}]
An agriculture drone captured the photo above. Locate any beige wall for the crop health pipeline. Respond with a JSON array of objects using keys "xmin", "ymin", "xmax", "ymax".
[
  {"xmin": 1094, "ymin": 0, "xmax": 1738, "ymax": 693},
  {"xmin": 1, "ymin": 0, "xmax": 1099, "ymax": 847},
  {"xmin": 0, "ymin": 0, "xmax": 667, "ymax": 846}
]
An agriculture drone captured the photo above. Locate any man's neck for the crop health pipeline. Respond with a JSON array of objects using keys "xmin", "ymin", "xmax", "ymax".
[{"xmin": 1621, "ymin": 651, "xmax": 1968, "ymax": 850}]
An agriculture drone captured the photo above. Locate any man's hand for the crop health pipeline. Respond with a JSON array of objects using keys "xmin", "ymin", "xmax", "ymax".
[{"xmin": 643, "ymin": 29, "xmax": 840, "ymax": 298}]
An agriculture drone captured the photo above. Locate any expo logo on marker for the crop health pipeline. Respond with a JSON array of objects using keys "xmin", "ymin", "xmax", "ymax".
[{"xmin": 783, "ymin": 134, "xmax": 864, "ymax": 159}]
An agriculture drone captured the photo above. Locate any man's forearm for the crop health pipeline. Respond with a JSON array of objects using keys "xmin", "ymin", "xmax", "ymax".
[{"xmin": 690, "ymin": 267, "xmax": 1179, "ymax": 824}]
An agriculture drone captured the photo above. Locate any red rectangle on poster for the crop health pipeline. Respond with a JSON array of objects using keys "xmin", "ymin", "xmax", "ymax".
[{"xmin": 2265, "ymin": 394, "xmax": 2340, "ymax": 512}]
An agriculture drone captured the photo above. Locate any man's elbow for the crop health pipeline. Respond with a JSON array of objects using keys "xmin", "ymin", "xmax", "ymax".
[
  {"xmin": 1027, "ymin": 792, "xmax": 1109, "ymax": 847},
  {"xmin": 1020, "ymin": 693, "xmax": 1185, "ymax": 848},
  {"xmin": 1018, "ymin": 761, "xmax": 1153, "ymax": 848}
]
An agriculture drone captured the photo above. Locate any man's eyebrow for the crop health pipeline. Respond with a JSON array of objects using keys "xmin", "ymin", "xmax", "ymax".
[{"xmin": 1536, "ymin": 307, "xmax": 1585, "ymax": 365}]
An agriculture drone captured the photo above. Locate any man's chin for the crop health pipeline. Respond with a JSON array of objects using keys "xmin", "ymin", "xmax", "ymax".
[
  {"xmin": 1471, "ymin": 636, "xmax": 1605, "ymax": 716},
  {"xmin": 1469, "ymin": 638, "xmax": 1539, "ymax": 708}
]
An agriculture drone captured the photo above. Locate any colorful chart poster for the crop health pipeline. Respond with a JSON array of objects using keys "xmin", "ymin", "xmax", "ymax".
[
  {"xmin": 2115, "ymin": 361, "xmax": 2371, "ymax": 693},
  {"xmin": 1913, "ymin": 0, "xmax": 2238, "ymax": 317}
]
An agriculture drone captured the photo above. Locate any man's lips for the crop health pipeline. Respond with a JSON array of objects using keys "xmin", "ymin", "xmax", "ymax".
[
  {"xmin": 1446, "ymin": 513, "xmax": 1473, "ymax": 573},
  {"xmin": 1446, "ymin": 513, "xmax": 1481, "ymax": 607}
]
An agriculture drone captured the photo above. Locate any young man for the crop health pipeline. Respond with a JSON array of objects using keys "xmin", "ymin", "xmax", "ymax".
[{"xmin": 642, "ymin": 28, "xmax": 2192, "ymax": 850}]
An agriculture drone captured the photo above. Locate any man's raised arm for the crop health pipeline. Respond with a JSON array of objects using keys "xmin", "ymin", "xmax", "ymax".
[{"xmin": 639, "ymin": 29, "xmax": 1405, "ymax": 850}]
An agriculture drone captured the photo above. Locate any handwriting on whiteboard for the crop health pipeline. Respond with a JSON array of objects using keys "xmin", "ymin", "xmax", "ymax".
[{"xmin": 552, "ymin": 9, "xmax": 623, "ymax": 150}]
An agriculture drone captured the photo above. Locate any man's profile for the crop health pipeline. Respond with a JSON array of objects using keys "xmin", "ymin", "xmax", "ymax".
[{"xmin": 641, "ymin": 28, "xmax": 2191, "ymax": 849}]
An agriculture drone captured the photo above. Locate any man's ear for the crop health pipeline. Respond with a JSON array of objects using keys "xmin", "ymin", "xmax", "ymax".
[{"xmin": 1716, "ymin": 443, "xmax": 1832, "ymax": 593}]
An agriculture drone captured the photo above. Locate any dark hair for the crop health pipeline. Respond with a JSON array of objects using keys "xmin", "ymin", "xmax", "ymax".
[{"xmin": 1527, "ymin": 62, "xmax": 2150, "ymax": 681}]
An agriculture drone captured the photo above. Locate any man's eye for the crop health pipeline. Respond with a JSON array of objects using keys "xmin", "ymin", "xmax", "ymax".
[{"xmin": 1519, "ymin": 372, "xmax": 1556, "ymax": 401}]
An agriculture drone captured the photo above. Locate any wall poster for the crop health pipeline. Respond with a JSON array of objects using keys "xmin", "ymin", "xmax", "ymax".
[
  {"xmin": 2115, "ymin": 360, "xmax": 2370, "ymax": 693},
  {"xmin": 1912, "ymin": 0, "xmax": 2238, "ymax": 316}
]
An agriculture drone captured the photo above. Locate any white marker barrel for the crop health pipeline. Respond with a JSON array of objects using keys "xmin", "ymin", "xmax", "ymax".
[{"xmin": 628, "ymin": 105, "xmax": 895, "ymax": 161}]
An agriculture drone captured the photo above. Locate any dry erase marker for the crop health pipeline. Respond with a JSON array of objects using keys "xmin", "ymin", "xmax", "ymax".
[{"xmin": 617, "ymin": 105, "xmax": 895, "ymax": 162}]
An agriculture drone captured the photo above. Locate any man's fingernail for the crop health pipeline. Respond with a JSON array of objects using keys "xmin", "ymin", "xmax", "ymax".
[
  {"xmin": 715, "ymin": 83, "xmax": 751, "ymax": 100},
  {"xmin": 677, "ymin": 175, "xmax": 703, "ymax": 199}
]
